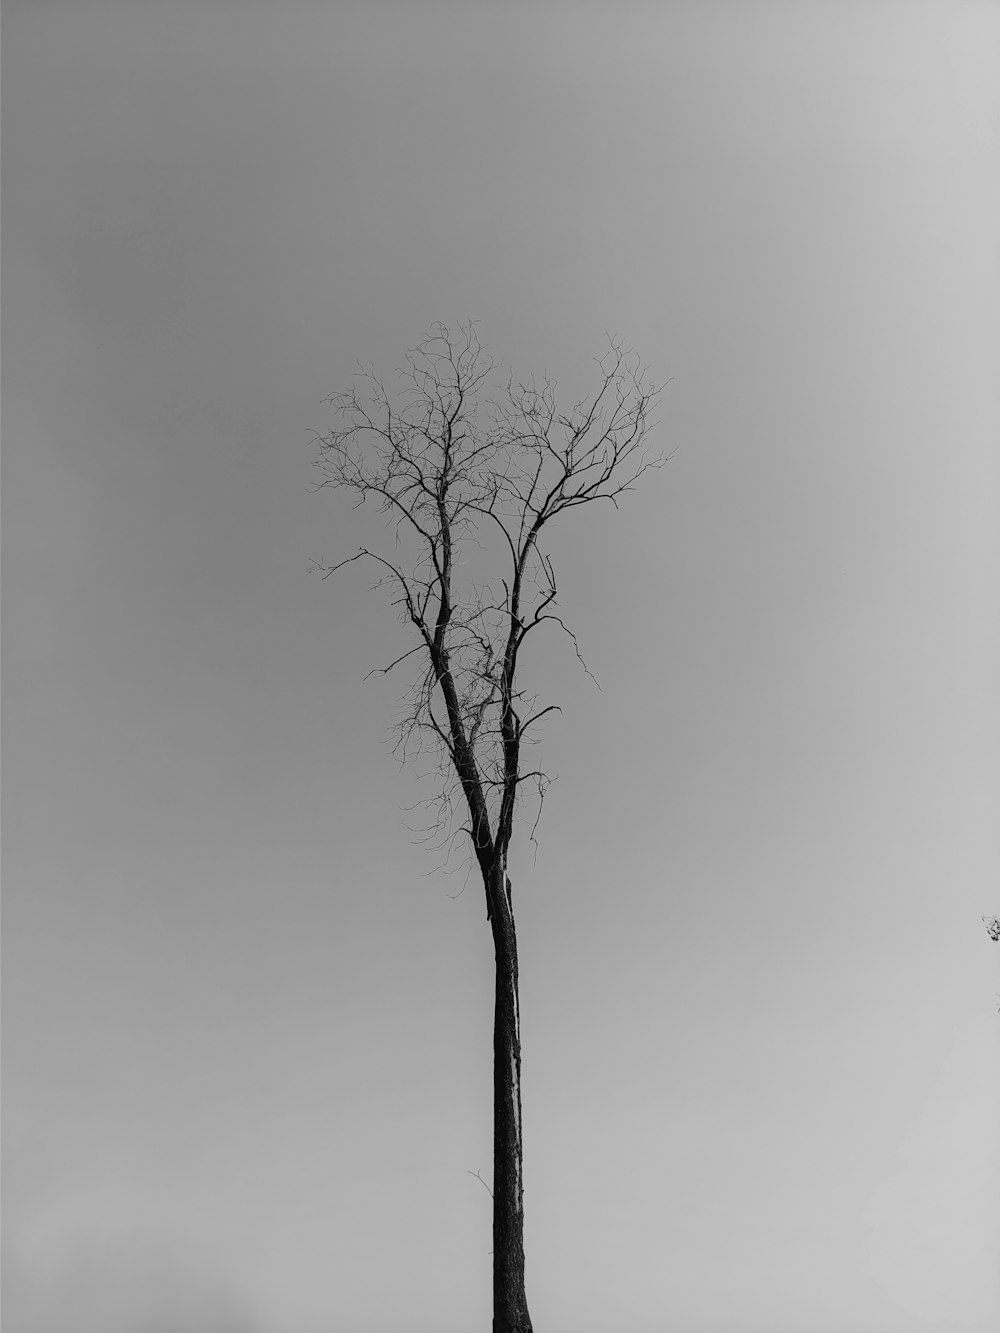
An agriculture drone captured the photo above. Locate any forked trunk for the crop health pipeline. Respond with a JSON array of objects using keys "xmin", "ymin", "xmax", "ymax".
[{"xmin": 488, "ymin": 861, "xmax": 532, "ymax": 1333}]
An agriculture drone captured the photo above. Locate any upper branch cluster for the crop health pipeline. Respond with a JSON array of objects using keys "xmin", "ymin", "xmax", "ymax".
[{"xmin": 313, "ymin": 322, "xmax": 661, "ymax": 866}]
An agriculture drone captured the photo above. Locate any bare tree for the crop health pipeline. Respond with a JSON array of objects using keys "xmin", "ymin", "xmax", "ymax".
[{"xmin": 313, "ymin": 323, "xmax": 661, "ymax": 1333}]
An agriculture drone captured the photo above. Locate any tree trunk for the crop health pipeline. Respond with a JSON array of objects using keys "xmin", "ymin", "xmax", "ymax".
[{"xmin": 488, "ymin": 862, "xmax": 532, "ymax": 1333}]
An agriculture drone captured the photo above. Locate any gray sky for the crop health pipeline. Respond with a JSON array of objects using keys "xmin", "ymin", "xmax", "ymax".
[{"xmin": 4, "ymin": 3, "xmax": 999, "ymax": 1331}]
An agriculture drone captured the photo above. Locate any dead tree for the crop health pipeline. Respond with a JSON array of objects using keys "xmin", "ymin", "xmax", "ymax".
[{"xmin": 313, "ymin": 323, "xmax": 661, "ymax": 1333}]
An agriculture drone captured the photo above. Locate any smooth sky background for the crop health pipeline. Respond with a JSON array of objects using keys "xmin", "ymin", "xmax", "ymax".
[{"xmin": 4, "ymin": 3, "xmax": 999, "ymax": 1332}]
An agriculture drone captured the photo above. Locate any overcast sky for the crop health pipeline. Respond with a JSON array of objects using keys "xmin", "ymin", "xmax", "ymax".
[{"xmin": 4, "ymin": 3, "xmax": 999, "ymax": 1332}]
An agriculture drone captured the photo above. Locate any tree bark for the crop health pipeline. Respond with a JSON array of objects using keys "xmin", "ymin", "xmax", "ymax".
[{"xmin": 487, "ymin": 862, "xmax": 532, "ymax": 1333}]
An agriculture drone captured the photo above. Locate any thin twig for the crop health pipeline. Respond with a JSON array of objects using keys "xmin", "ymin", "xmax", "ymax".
[{"xmin": 468, "ymin": 1169, "xmax": 493, "ymax": 1199}]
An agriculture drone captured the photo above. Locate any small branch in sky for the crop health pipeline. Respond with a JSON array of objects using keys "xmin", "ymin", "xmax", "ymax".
[{"xmin": 468, "ymin": 1168, "xmax": 494, "ymax": 1199}]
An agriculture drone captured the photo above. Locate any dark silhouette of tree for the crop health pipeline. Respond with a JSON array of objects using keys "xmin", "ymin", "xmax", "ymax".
[{"xmin": 313, "ymin": 323, "xmax": 661, "ymax": 1333}]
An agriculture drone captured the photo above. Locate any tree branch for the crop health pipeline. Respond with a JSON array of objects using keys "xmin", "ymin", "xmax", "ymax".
[{"xmin": 314, "ymin": 323, "xmax": 662, "ymax": 875}]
